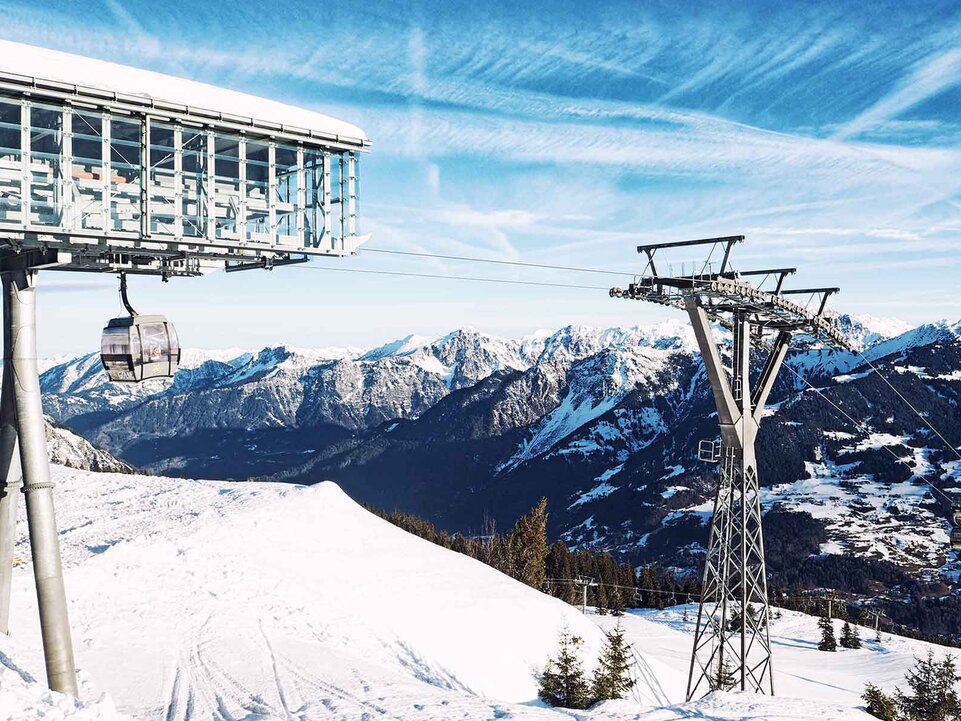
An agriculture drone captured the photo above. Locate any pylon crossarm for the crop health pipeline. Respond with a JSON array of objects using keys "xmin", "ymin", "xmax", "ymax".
[{"xmin": 611, "ymin": 235, "xmax": 852, "ymax": 352}]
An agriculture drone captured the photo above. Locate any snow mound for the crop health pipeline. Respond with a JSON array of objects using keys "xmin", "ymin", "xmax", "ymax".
[{"xmin": 9, "ymin": 470, "xmax": 628, "ymax": 718}]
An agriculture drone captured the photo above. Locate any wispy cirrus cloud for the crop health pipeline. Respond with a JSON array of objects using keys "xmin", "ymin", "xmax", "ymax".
[
  {"xmin": 1, "ymin": 0, "xmax": 960, "ymax": 350},
  {"xmin": 833, "ymin": 44, "xmax": 961, "ymax": 140}
]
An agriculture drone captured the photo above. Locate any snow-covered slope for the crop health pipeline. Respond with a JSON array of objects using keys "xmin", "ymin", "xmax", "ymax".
[
  {"xmin": 4, "ymin": 466, "xmax": 949, "ymax": 721},
  {"xmin": 7, "ymin": 467, "xmax": 616, "ymax": 718}
]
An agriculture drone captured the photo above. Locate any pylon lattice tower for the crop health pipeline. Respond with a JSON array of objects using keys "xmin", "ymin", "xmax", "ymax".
[{"xmin": 609, "ymin": 235, "xmax": 852, "ymax": 700}]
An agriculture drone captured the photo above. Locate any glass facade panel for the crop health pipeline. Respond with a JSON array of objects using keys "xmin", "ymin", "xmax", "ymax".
[
  {"xmin": 71, "ymin": 111, "xmax": 104, "ymax": 230},
  {"xmin": 181, "ymin": 128, "xmax": 208, "ymax": 238},
  {"xmin": 109, "ymin": 118, "xmax": 141, "ymax": 232},
  {"xmin": 329, "ymin": 151, "xmax": 343, "ymax": 245},
  {"xmin": 0, "ymin": 97, "xmax": 359, "ymax": 251},
  {"xmin": 245, "ymin": 141, "xmax": 269, "ymax": 241},
  {"xmin": 0, "ymin": 101, "xmax": 22, "ymax": 226},
  {"xmin": 149, "ymin": 123, "xmax": 176, "ymax": 235},
  {"xmin": 213, "ymin": 134, "xmax": 240, "ymax": 239},
  {"xmin": 274, "ymin": 144, "xmax": 298, "ymax": 244},
  {"xmin": 303, "ymin": 148, "xmax": 324, "ymax": 247},
  {"xmin": 29, "ymin": 105, "xmax": 63, "ymax": 226}
]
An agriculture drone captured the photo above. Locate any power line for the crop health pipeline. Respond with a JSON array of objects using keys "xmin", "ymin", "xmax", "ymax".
[
  {"xmin": 543, "ymin": 577, "xmax": 887, "ymax": 617},
  {"xmin": 291, "ymin": 264, "xmax": 610, "ymax": 290},
  {"xmin": 782, "ymin": 362, "xmax": 955, "ymax": 505},
  {"xmin": 856, "ymin": 351, "xmax": 961, "ymax": 463},
  {"xmin": 360, "ymin": 247, "xmax": 634, "ymax": 278}
]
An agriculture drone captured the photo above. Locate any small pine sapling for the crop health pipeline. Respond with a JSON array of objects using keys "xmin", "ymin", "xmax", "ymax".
[
  {"xmin": 537, "ymin": 624, "xmax": 592, "ymax": 709},
  {"xmin": 592, "ymin": 622, "xmax": 636, "ymax": 702},
  {"xmin": 895, "ymin": 651, "xmax": 961, "ymax": 721},
  {"xmin": 840, "ymin": 621, "xmax": 862, "ymax": 650},
  {"xmin": 862, "ymin": 683, "xmax": 898, "ymax": 721},
  {"xmin": 818, "ymin": 616, "xmax": 837, "ymax": 652},
  {"xmin": 710, "ymin": 658, "xmax": 737, "ymax": 692}
]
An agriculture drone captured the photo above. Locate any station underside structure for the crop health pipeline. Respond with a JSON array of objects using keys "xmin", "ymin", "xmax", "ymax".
[
  {"xmin": 0, "ymin": 42, "xmax": 369, "ymax": 697},
  {"xmin": 611, "ymin": 235, "xmax": 852, "ymax": 701}
]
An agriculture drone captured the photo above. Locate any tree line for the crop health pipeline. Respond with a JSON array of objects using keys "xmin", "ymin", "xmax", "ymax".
[
  {"xmin": 369, "ymin": 498, "xmax": 960, "ymax": 649},
  {"xmin": 367, "ymin": 498, "xmax": 694, "ymax": 610}
]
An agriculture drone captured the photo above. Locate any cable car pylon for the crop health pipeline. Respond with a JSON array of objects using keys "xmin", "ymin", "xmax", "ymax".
[{"xmin": 610, "ymin": 235, "xmax": 854, "ymax": 700}]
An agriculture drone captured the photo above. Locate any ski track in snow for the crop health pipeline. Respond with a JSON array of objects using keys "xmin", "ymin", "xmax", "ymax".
[{"xmin": 0, "ymin": 465, "xmax": 947, "ymax": 721}]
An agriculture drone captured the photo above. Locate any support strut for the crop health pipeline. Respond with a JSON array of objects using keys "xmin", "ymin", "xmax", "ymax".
[
  {"xmin": 0, "ymin": 298, "xmax": 21, "ymax": 635},
  {"xmin": 2, "ymin": 270, "xmax": 78, "ymax": 695}
]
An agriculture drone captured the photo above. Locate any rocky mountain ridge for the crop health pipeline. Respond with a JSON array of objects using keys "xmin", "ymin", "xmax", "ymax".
[{"xmin": 37, "ymin": 315, "xmax": 961, "ymax": 582}]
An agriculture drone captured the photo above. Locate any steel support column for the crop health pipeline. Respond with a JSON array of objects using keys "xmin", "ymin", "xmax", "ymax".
[
  {"xmin": 685, "ymin": 299, "xmax": 781, "ymax": 700},
  {"xmin": 2, "ymin": 270, "xmax": 78, "ymax": 695},
  {"xmin": 0, "ymin": 313, "xmax": 22, "ymax": 635}
]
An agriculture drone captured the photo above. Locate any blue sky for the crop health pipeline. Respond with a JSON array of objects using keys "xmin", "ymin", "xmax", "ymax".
[{"xmin": 2, "ymin": 0, "xmax": 960, "ymax": 354}]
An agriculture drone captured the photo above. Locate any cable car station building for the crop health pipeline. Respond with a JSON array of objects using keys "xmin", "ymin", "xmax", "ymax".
[
  {"xmin": 0, "ymin": 41, "xmax": 368, "ymax": 277},
  {"xmin": 0, "ymin": 41, "xmax": 369, "ymax": 696}
]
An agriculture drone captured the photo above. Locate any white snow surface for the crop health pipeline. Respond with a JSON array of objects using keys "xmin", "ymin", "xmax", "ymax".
[
  {"xmin": 0, "ymin": 40, "xmax": 367, "ymax": 142},
  {"xmin": 2, "ymin": 467, "xmax": 949, "ymax": 721}
]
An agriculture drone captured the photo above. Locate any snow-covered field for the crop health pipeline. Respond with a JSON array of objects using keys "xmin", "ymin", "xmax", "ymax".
[{"xmin": 0, "ymin": 467, "xmax": 951, "ymax": 720}]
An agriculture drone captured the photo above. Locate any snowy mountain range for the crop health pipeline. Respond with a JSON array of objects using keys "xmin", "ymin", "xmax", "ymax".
[{"xmin": 38, "ymin": 315, "xmax": 961, "ymax": 585}]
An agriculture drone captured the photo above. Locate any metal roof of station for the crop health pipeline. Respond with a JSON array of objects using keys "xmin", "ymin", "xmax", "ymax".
[{"xmin": 0, "ymin": 40, "xmax": 368, "ymax": 149}]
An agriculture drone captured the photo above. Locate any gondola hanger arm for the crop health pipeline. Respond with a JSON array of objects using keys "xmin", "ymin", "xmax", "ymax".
[{"xmin": 119, "ymin": 273, "xmax": 138, "ymax": 317}]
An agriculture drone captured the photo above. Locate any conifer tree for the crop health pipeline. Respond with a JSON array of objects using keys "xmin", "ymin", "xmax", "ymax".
[
  {"xmin": 862, "ymin": 683, "xmax": 898, "ymax": 721},
  {"xmin": 638, "ymin": 564, "xmax": 660, "ymax": 607},
  {"xmin": 841, "ymin": 621, "xmax": 862, "ymax": 650},
  {"xmin": 818, "ymin": 616, "xmax": 837, "ymax": 652},
  {"xmin": 728, "ymin": 607, "xmax": 743, "ymax": 633},
  {"xmin": 609, "ymin": 588, "xmax": 625, "ymax": 617},
  {"xmin": 592, "ymin": 622, "xmax": 635, "ymax": 702},
  {"xmin": 710, "ymin": 658, "xmax": 737, "ymax": 691},
  {"xmin": 513, "ymin": 497, "xmax": 549, "ymax": 590},
  {"xmin": 596, "ymin": 583, "xmax": 609, "ymax": 616},
  {"xmin": 895, "ymin": 651, "xmax": 961, "ymax": 721},
  {"xmin": 537, "ymin": 625, "xmax": 592, "ymax": 709}
]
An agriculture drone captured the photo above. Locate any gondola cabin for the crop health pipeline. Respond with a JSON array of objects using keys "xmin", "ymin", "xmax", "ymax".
[{"xmin": 100, "ymin": 315, "xmax": 180, "ymax": 383}]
